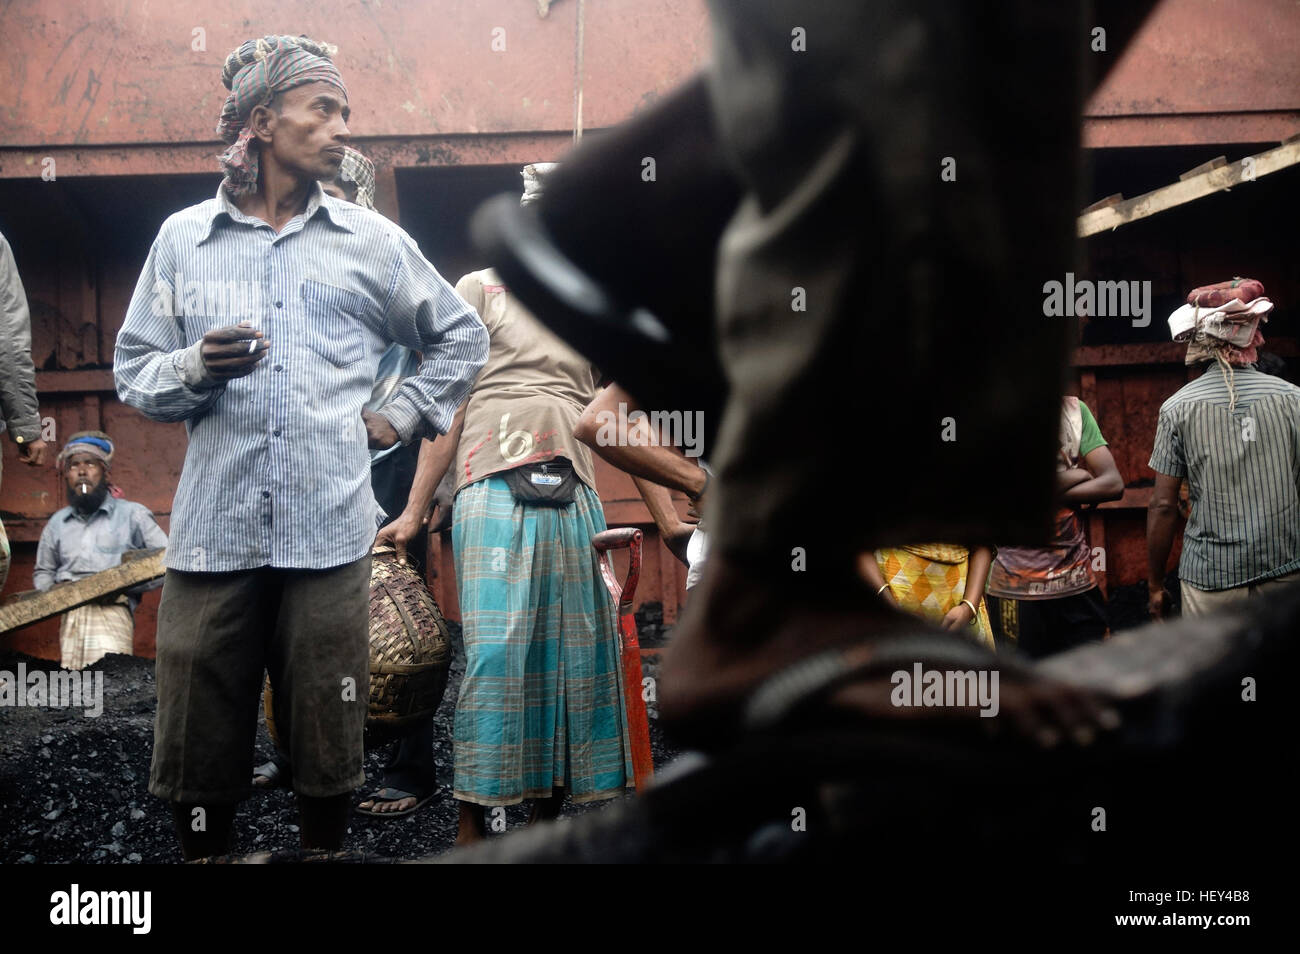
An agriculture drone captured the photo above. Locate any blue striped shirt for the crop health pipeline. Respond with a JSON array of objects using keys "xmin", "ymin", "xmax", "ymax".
[
  {"xmin": 1149, "ymin": 363, "xmax": 1300, "ymax": 590},
  {"xmin": 113, "ymin": 184, "xmax": 488, "ymax": 572}
]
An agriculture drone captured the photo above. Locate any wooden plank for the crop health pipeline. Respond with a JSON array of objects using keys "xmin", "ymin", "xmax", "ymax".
[
  {"xmin": 1178, "ymin": 156, "xmax": 1226, "ymax": 181},
  {"xmin": 1081, "ymin": 193, "xmax": 1123, "ymax": 214},
  {"xmin": 1079, "ymin": 139, "xmax": 1300, "ymax": 237},
  {"xmin": 0, "ymin": 548, "xmax": 165, "ymax": 634}
]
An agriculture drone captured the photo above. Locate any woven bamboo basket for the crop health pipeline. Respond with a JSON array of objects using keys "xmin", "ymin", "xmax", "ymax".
[{"xmin": 264, "ymin": 547, "xmax": 451, "ymax": 748}]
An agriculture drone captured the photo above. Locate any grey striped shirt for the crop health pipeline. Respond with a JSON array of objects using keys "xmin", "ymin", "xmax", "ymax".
[
  {"xmin": 113, "ymin": 184, "xmax": 488, "ymax": 573},
  {"xmin": 1149, "ymin": 363, "xmax": 1300, "ymax": 590}
]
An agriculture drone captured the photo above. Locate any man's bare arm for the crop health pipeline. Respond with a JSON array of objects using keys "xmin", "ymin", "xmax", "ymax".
[
  {"xmin": 575, "ymin": 384, "xmax": 706, "ymax": 499},
  {"xmin": 375, "ymin": 403, "xmax": 466, "ymax": 564},
  {"xmin": 1146, "ymin": 472, "xmax": 1183, "ymax": 619},
  {"xmin": 1060, "ymin": 445, "xmax": 1125, "ymax": 507},
  {"xmin": 632, "ymin": 476, "xmax": 696, "ymax": 566}
]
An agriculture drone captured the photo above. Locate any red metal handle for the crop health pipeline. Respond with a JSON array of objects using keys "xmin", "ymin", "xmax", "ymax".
[
  {"xmin": 592, "ymin": 527, "xmax": 642, "ymax": 612},
  {"xmin": 592, "ymin": 526, "xmax": 653, "ymax": 792},
  {"xmin": 592, "ymin": 527, "xmax": 642, "ymax": 552}
]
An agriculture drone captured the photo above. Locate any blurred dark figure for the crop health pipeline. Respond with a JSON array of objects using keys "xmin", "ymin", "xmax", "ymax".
[
  {"xmin": 453, "ymin": 1, "xmax": 1300, "ymax": 867},
  {"xmin": 657, "ymin": 1, "xmax": 1101, "ymax": 745},
  {"xmin": 478, "ymin": 0, "xmax": 1152, "ymax": 748}
]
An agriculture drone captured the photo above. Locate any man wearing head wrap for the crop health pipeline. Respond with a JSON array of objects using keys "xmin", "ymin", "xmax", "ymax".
[
  {"xmin": 377, "ymin": 163, "xmax": 633, "ymax": 841},
  {"xmin": 1148, "ymin": 279, "xmax": 1300, "ymax": 619},
  {"xmin": 215, "ymin": 35, "xmax": 348, "ymax": 199},
  {"xmin": 253, "ymin": 148, "xmax": 439, "ymax": 818},
  {"xmin": 113, "ymin": 36, "xmax": 488, "ymax": 859},
  {"xmin": 33, "ymin": 432, "xmax": 168, "ymax": 670}
]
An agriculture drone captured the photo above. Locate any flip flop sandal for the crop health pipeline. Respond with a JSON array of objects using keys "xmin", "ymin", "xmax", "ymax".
[
  {"xmin": 354, "ymin": 787, "xmax": 438, "ymax": 819},
  {"xmin": 251, "ymin": 758, "xmax": 292, "ymax": 790}
]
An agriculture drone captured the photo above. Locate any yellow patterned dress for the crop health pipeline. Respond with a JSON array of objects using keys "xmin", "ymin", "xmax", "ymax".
[{"xmin": 875, "ymin": 544, "xmax": 994, "ymax": 649}]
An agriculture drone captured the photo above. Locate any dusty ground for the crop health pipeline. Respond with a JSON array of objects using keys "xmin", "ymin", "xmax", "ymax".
[{"xmin": 0, "ymin": 613, "xmax": 677, "ymax": 864}]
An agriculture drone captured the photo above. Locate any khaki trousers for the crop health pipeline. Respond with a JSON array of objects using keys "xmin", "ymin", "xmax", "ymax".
[{"xmin": 1181, "ymin": 569, "xmax": 1300, "ymax": 617}]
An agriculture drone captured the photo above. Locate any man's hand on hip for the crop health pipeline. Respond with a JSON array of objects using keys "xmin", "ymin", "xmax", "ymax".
[
  {"xmin": 201, "ymin": 322, "xmax": 268, "ymax": 380},
  {"xmin": 362, "ymin": 409, "xmax": 400, "ymax": 450}
]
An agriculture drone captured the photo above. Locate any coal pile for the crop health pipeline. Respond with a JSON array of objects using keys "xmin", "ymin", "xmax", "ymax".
[{"xmin": 0, "ymin": 622, "xmax": 680, "ymax": 864}]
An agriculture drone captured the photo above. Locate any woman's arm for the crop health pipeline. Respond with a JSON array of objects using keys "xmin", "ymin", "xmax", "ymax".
[
  {"xmin": 943, "ymin": 545, "xmax": 993, "ymax": 630},
  {"xmin": 856, "ymin": 551, "xmax": 895, "ymax": 604}
]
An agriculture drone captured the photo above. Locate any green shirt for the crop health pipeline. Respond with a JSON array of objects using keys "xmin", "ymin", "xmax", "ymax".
[
  {"xmin": 1079, "ymin": 401, "xmax": 1105, "ymax": 458},
  {"xmin": 1149, "ymin": 363, "xmax": 1300, "ymax": 591}
]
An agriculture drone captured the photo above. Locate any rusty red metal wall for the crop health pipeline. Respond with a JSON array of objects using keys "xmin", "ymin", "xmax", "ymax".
[
  {"xmin": 5, "ymin": 0, "xmax": 1299, "ymax": 170},
  {"xmin": 0, "ymin": 0, "xmax": 712, "ymax": 660},
  {"xmin": 1084, "ymin": 0, "xmax": 1300, "ymax": 147},
  {"xmin": 0, "ymin": 0, "xmax": 709, "ymax": 144},
  {"xmin": 0, "ymin": 0, "xmax": 711, "ymax": 178}
]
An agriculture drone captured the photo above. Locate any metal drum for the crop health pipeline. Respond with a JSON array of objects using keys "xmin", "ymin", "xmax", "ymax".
[{"xmin": 264, "ymin": 547, "xmax": 452, "ymax": 748}]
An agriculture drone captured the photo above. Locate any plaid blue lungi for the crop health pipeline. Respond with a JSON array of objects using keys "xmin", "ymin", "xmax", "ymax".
[{"xmin": 451, "ymin": 475, "xmax": 633, "ymax": 806}]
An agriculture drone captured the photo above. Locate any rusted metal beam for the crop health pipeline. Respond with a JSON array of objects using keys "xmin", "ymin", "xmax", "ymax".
[
  {"xmin": 0, "ymin": 134, "xmax": 577, "ymax": 180},
  {"xmin": 1073, "ymin": 343, "xmax": 1188, "ymax": 366},
  {"xmin": 1072, "ymin": 339, "xmax": 1299, "ymax": 367},
  {"xmin": 1082, "ymin": 112, "xmax": 1300, "ymax": 148},
  {"xmin": 34, "ymin": 370, "xmax": 117, "ymax": 392}
]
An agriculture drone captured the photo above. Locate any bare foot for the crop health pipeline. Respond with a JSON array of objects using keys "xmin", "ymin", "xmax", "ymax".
[
  {"xmin": 527, "ymin": 789, "xmax": 565, "ymax": 825},
  {"xmin": 455, "ymin": 800, "xmax": 487, "ymax": 845}
]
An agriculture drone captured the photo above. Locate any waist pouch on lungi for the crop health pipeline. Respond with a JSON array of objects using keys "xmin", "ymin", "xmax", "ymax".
[{"xmin": 502, "ymin": 458, "xmax": 578, "ymax": 506}]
